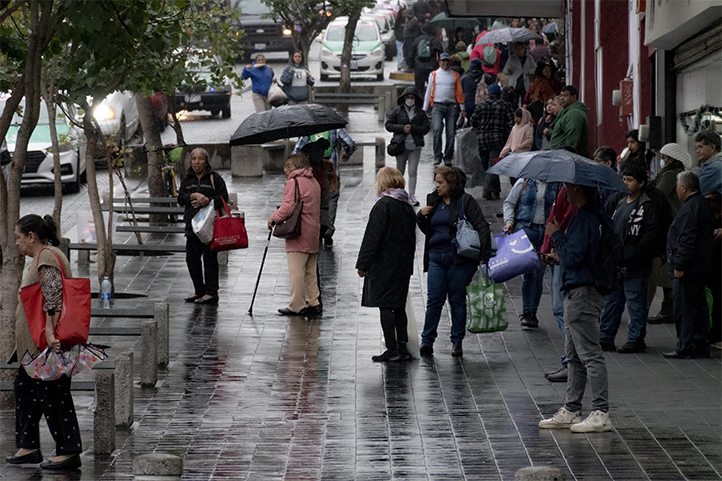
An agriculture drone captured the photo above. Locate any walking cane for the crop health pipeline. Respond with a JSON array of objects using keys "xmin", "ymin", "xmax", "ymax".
[{"xmin": 249, "ymin": 228, "xmax": 273, "ymax": 316}]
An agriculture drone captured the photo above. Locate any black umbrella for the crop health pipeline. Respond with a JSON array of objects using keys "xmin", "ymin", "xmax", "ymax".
[{"xmin": 229, "ymin": 103, "xmax": 348, "ymax": 146}]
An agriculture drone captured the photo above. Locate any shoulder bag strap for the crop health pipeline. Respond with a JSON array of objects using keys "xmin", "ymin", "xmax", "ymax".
[
  {"xmin": 35, "ymin": 247, "xmax": 68, "ymax": 279},
  {"xmin": 293, "ymin": 177, "xmax": 300, "ymax": 204}
]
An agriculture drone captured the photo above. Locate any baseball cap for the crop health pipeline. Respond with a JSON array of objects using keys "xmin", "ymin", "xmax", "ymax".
[{"xmin": 439, "ymin": 53, "xmax": 450, "ymax": 61}]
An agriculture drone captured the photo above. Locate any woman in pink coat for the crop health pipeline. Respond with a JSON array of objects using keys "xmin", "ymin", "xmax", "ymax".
[
  {"xmin": 500, "ymin": 107, "xmax": 534, "ymax": 186},
  {"xmin": 268, "ymin": 154, "xmax": 322, "ymax": 316}
]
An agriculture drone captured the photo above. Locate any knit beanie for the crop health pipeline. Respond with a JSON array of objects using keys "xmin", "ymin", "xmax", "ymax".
[{"xmin": 659, "ymin": 143, "xmax": 692, "ymax": 170}]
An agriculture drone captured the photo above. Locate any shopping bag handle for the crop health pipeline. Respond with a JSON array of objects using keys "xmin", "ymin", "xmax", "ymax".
[{"xmin": 480, "ymin": 264, "xmax": 493, "ymax": 287}]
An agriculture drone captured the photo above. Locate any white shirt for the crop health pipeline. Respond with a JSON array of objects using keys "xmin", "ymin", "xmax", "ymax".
[{"xmin": 423, "ymin": 69, "xmax": 461, "ymax": 111}]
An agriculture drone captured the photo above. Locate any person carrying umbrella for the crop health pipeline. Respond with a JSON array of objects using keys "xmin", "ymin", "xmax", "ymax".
[
  {"xmin": 6, "ymin": 215, "xmax": 83, "ymax": 470},
  {"xmin": 503, "ymin": 42, "xmax": 537, "ymax": 107}
]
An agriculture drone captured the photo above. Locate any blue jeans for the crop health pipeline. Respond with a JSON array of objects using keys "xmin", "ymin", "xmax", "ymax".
[
  {"xmin": 431, "ymin": 102, "xmax": 459, "ymax": 164},
  {"xmin": 422, "ymin": 245, "xmax": 477, "ymax": 345},
  {"xmin": 521, "ymin": 224, "xmax": 546, "ymax": 314},
  {"xmin": 599, "ymin": 275, "xmax": 649, "ymax": 345},
  {"xmin": 550, "ymin": 265, "xmax": 567, "ymax": 365},
  {"xmin": 395, "ymin": 40, "xmax": 404, "ymax": 69}
]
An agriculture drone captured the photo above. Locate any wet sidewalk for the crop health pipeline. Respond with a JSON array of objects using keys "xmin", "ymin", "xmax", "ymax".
[{"xmin": 2, "ymin": 128, "xmax": 720, "ymax": 480}]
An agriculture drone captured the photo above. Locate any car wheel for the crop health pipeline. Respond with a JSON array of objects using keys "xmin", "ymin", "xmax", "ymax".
[
  {"xmin": 64, "ymin": 171, "xmax": 81, "ymax": 194},
  {"xmin": 320, "ymin": 73, "xmax": 329, "ymax": 81},
  {"xmin": 377, "ymin": 73, "xmax": 384, "ymax": 81},
  {"xmin": 210, "ymin": 109, "xmax": 220, "ymax": 117},
  {"xmin": 222, "ymin": 105, "xmax": 231, "ymax": 119}
]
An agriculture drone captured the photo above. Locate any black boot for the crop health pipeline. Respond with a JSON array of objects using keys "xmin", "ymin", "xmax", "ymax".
[
  {"xmin": 397, "ymin": 342, "xmax": 412, "ymax": 361},
  {"xmin": 372, "ymin": 348, "xmax": 401, "ymax": 362}
]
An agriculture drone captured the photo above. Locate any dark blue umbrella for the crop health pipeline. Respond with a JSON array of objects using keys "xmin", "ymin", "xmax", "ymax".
[{"xmin": 487, "ymin": 150, "xmax": 629, "ymax": 192}]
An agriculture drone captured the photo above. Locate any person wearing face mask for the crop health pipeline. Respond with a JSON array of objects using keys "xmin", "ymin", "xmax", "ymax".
[
  {"xmin": 178, "ymin": 148, "xmax": 229, "ymax": 305},
  {"xmin": 385, "ymin": 87, "xmax": 431, "ymax": 206}
]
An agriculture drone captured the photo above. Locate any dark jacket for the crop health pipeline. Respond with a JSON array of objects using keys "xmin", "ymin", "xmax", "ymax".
[
  {"xmin": 652, "ymin": 159, "xmax": 685, "ymax": 216},
  {"xmin": 393, "ymin": 12, "xmax": 406, "ymax": 40},
  {"xmin": 644, "ymin": 183, "xmax": 673, "ymax": 258},
  {"xmin": 409, "ymin": 29, "xmax": 443, "ymax": 71},
  {"xmin": 606, "ymin": 191, "xmax": 659, "ymax": 277},
  {"xmin": 178, "ymin": 166, "xmax": 229, "ymax": 235},
  {"xmin": 550, "ymin": 203, "xmax": 606, "ymax": 291},
  {"xmin": 385, "ymin": 87, "xmax": 430, "ymax": 149},
  {"xmin": 356, "ymin": 196, "xmax": 417, "ymax": 308},
  {"xmin": 667, "ymin": 191, "xmax": 715, "ymax": 279},
  {"xmin": 417, "ymin": 168, "xmax": 491, "ymax": 272},
  {"xmin": 403, "ymin": 15, "xmax": 420, "ymax": 42},
  {"xmin": 549, "ymin": 100, "xmax": 589, "ymax": 157},
  {"xmin": 459, "ymin": 66, "xmax": 484, "ymax": 114}
]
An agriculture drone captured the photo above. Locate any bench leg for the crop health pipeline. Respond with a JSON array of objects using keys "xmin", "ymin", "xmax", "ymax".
[
  {"xmin": 115, "ymin": 352, "xmax": 133, "ymax": 428},
  {"xmin": 78, "ymin": 250, "xmax": 90, "ymax": 265},
  {"xmin": 377, "ymin": 97, "xmax": 385, "ymax": 122},
  {"xmin": 154, "ymin": 303, "xmax": 170, "ymax": 367},
  {"xmin": 94, "ymin": 371, "xmax": 116, "ymax": 454},
  {"xmin": 140, "ymin": 320, "xmax": 158, "ymax": 387}
]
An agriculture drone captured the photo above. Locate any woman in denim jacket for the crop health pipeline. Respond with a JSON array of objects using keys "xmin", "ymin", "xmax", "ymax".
[{"xmin": 503, "ymin": 179, "xmax": 560, "ymax": 327}]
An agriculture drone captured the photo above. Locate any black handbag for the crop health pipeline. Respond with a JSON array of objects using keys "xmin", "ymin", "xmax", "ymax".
[
  {"xmin": 387, "ymin": 137, "xmax": 406, "ymax": 156},
  {"xmin": 272, "ymin": 178, "xmax": 303, "ymax": 239}
]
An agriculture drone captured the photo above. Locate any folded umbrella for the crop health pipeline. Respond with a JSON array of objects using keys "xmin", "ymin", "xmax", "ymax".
[
  {"xmin": 475, "ymin": 28, "xmax": 542, "ymax": 45},
  {"xmin": 486, "ymin": 150, "xmax": 629, "ymax": 192},
  {"xmin": 429, "ymin": 12, "xmax": 479, "ymax": 30},
  {"xmin": 230, "ymin": 103, "xmax": 348, "ymax": 146}
]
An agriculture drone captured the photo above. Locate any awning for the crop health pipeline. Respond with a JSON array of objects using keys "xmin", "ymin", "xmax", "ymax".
[{"xmin": 445, "ymin": 0, "xmax": 563, "ymax": 19}]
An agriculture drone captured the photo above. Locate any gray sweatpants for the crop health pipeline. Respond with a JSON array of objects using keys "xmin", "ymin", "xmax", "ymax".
[{"xmin": 563, "ymin": 285, "xmax": 609, "ymax": 413}]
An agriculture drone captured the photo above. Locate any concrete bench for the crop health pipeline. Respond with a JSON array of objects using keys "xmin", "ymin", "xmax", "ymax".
[
  {"xmin": 0, "ymin": 362, "xmax": 120, "ymax": 454},
  {"xmin": 313, "ymin": 94, "xmax": 391, "ymax": 121},
  {"xmin": 232, "ymin": 143, "xmax": 292, "ymax": 177},
  {"xmin": 115, "ymin": 225, "xmax": 185, "ymax": 234},
  {"xmin": 347, "ymin": 138, "xmax": 387, "ymax": 170}
]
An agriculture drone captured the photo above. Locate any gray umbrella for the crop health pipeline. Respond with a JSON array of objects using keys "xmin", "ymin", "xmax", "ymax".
[
  {"xmin": 487, "ymin": 150, "xmax": 629, "ymax": 192},
  {"xmin": 475, "ymin": 28, "xmax": 542, "ymax": 45},
  {"xmin": 230, "ymin": 103, "xmax": 348, "ymax": 146}
]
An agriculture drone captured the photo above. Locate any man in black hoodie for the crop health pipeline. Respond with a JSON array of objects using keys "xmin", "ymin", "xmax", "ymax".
[{"xmin": 409, "ymin": 24, "xmax": 443, "ymax": 97}]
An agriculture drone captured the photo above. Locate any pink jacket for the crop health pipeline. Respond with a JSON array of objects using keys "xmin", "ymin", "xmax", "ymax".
[
  {"xmin": 272, "ymin": 168, "xmax": 321, "ymax": 253},
  {"xmin": 500, "ymin": 108, "xmax": 534, "ymax": 158}
]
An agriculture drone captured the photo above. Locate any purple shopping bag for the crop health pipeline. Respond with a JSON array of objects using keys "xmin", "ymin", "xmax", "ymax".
[{"xmin": 487, "ymin": 231, "xmax": 541, "ymax": 283}]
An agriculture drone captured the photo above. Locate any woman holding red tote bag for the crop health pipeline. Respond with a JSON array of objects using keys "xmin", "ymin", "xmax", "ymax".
[{"xmin": 6, "ymin": 215, "xmax": 83, "ymax": 470}]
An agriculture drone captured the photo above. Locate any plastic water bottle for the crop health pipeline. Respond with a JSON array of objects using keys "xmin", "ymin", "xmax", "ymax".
[{"xmin": 101, "ymin": 277, "xmax": 111, "ymax": 309}]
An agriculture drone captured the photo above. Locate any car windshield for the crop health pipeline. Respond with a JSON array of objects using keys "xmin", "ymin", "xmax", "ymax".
[
  {"xmin": 0, "ymin": 100, "xmax": 61, "ymax": 126},
  {"xmin": 234, "ymin": 0, "xmax": 271, "ymax": 15},
  {"xmin": 326, "ymin": 23, "xmax": 378, "ymax": 42}
]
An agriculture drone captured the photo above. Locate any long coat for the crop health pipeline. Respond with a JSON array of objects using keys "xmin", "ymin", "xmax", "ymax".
[
  {"xmin": 271, "ymin": 168, "xmax": 321, "ymax": 253},
  {"xmin": 356, "ymin": 196, "xmax": 416, "ymax": 308}
]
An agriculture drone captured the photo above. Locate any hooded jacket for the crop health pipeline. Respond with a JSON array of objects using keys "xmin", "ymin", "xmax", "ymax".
[
  {"xmin": 178, "ymin": 165, "xmax": 229, "ymax": 235},
  {"xmin": 416, "ymin": 168, "xmax": 491, "ymax": 271},
  {"xmin": 550, "ymin": 100, "xmax": 590, "ymax": 157},
  {"xmin": 500, "ymin": 108, "xmax": 534, "ymax": 157},
  {"xmin": 385, "ymin": 87, "xmax": 431, "ymax": 149},
  {"xmin": 280, "ymin": 62, "xmax": 314, "ymax": 102},
  {"xmin": 606, "ymin": 190, "xmax": 659, "ymax": 278},
  {"xmin": 409, "ymin": 26, "xmax": 443, "ymax": 70},
  {"xmin": 460, "ymin": 63, "xmax": 484, "ymax": 113}
]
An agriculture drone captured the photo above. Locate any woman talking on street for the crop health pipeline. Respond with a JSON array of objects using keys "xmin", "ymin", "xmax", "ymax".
[
  {"xmin": 178, "ymin": 148, "xmax": 229, "ymax": 305},
  {"xmin": 356, "ymin": 167, "xmax": 417, "ymax": 362},
  {"xmin": 417, "ymin": 167, "xmax": 491, "ymax": 357},
  {"xmin": 269, "ymin": 154, "xmax": 322, "ymax": 317},
  {"xmin": 6, "ymin": 215, "xmax": 82, "ymax": 470}
]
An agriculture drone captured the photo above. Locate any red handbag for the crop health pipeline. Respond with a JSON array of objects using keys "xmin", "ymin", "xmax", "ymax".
[
  {"xmin": 211, "ymin": 197, "xmax": 249, "ymax": 252},
  {"xmin": 19, "ymin": 248, "xmax": 91, "ymax": 351}
]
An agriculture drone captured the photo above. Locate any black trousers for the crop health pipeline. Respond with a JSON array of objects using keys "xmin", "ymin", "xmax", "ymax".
[
  {"xmin": 14, "ymin": 367, "xmax": 82, "ymax": 455},
  {"xmin": 380, "ymin": 308, "xmax": 408, "ymax": 350},
  {"xmin": 186, "ymin": 233, "xmax": 219, "ymax": 297},
  {"xmin": 414, "ymin": 68, "xmax": 433, "ymax": 99},
  {"xmin": 479, "ymin": 147, "xmax": 501, "ymax": 195},
  {"xmin": 672, "ymin": 277, "xmax": 709, "ymax": 356}
]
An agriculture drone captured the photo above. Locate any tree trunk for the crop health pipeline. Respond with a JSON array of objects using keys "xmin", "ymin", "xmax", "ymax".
[
  {"xmin": 339, "ymin": 13, "xmax": 361, "ymax": 95},
  {"xmin": 134, "ymin": 93, "xmax": 165, "ymax": 223},
  {"xmin": 44, "ymin": 56, "xmax": 63, "ymax": 231},
  {"xmin": 167, "ymin": 95, "xmax": 188, "ymax": 179}
]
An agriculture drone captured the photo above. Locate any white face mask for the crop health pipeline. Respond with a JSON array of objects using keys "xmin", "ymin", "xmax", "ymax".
[
  {"xmin": 405, "ymin": 98, "xmax": 415, "ymax": 108},
  {"xmin": 660, "ymin": 157, "xmax": 665, "ymax": 169}
]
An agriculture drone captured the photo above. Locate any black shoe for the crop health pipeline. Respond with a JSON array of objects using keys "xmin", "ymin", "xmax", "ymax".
[
  {"xmin": 419, "ymin": 344, "xmax": 434, "ymax": 356},
  {"xmin": 184, "ymin": 295, "xmax": 201, "ymax": 303},
  {"xmin": 600, "ymin": 341, "xmax": 617, "ymax": 352},
  {"xmin": 301, "ymin": 304, "xmax": 323, "ymax": 318},
  {"xmin": 372, "ymin": 349, "xmax": 401, "ymax": 362},
  {"xmin": 451, "ymin": 342, "xmax": 463, "ymax": 357},
  {"xmin": 6, "ymin": 450, "xmax": 42, "ymax": 465},
  {"xmin": 545, "ymin": 366, "xmax": 568, "ymax": 382},
  {"xmin": 324, "ymin": 235, "xmax": 334, "ymax": 246},
  {"xmin": 40, "ymin": 453, "xmax": 81, "ymax": 470},
  {"xmin": 195, "ymin": 295, "xmax": 218, "ymax": 305},
  {"xmin": 647, "ymin": 313, "xmax": 674, "ymax": 324},
  {"xmin": 617, "ymin": 341, "xmax": 646, "ymax": 354},
  {"xmin": 492, "ymin": 192, "xmax": 500, "ymax": 200},
  {"xmin": 396, "ymin": 344, "xmax": 412, "ymax": 361},
  {"xmin": 520, "ymin": 312, "xmax": 538, "ymax": 328},
  {"xmin": 278, "ymin": 307, "xmax": 303, "ymax": 316},
  {"xmin": 662, "ymin": 350, "xmax": 693, "ymax": 359},
  {"xmin": 496, "ymin": 211, "xmax": 503, "ymax": 218}
]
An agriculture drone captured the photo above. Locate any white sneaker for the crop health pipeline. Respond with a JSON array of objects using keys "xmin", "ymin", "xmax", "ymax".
[
  {"xmin": 570, "ymin": 410, "xmax": 613, "ymax": 433},
  {"xmin": 538, "ymin": 407, "xmax": 583, "ymax": 429}
]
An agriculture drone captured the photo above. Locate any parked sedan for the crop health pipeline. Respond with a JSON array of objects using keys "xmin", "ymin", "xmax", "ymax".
[
  {"xmin": 320, "ymin": 19, "xmax": 385, "ymax": 81},
  {"xmin": 1, "ymin": 98, "xmax": 85, "ymax": 193},
  {"xmin": 174, "ymin": 70, "xmax": 232, "ymax": 118},
  {"xmin": 93, "ymin": 91, "xmax": 140, "ymax": 147}
]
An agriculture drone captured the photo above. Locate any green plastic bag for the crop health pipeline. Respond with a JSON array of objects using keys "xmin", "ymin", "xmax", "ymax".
[{"xmin": 466, "ymin": 266, "xmax": 508, "ymax": 333}]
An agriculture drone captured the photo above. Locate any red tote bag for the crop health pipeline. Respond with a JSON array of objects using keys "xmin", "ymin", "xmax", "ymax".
[
  {"xmin": 211, "ymin": 197, "xmax": 249, "ymax": 252},
  {"xmin": 19, "ymin": 248, "xmax": 91, "ymax": 351}
]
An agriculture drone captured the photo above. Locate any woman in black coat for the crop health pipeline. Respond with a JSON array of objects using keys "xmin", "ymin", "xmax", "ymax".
[
  {"xmin": 356, "ymin": 167, "xmax": 417, "ymax": 362},
  {"xmin": 417, "ymin": 166, "xmax": 491, "ymax": 357},
  {"xmin": 177, "ymin": 148, "xmax": 229, "ymax": 304},
  {"xmin": 385, "ymin": 87, "xmax": 430, "ymax": 206}
]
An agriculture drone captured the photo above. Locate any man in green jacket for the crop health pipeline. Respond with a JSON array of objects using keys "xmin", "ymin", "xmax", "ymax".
[{"xmin": 550, "ymin": 85, "xmax": 589, "ymax": 157}]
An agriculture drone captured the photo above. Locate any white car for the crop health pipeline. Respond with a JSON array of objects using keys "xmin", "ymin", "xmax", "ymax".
[
  {"xmin": 93, "ymin": 91, "xmax": 140, "ymax": 147},
  {"xmin": 320, "ymin": 19, "xmax": 385, "ymax": 81},
  {"xmin": 1, "ymin": 98, "xmax": 85, "ymax": 193}
]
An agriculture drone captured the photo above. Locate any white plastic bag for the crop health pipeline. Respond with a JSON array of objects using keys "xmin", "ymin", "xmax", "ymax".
[{"xmin": 192, "ymin": 203, "xmax": 216, "ymax": 244}]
